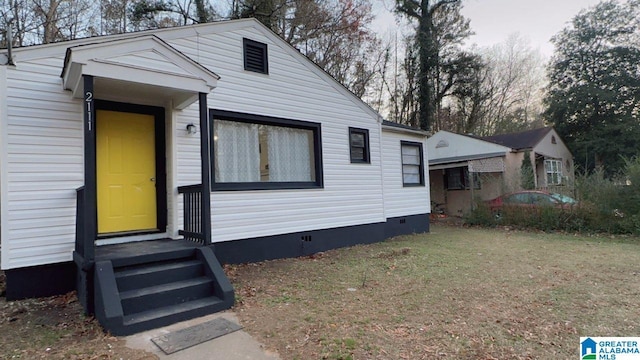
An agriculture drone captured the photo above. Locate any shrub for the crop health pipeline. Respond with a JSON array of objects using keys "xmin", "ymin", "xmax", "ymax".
[
  {"xmin": 464, "ymin": 202, "xmax": 496, "ymax": 226},
  {"xmin": 465, "ymin": 157, "xmax": 640, "ymax": 235}
]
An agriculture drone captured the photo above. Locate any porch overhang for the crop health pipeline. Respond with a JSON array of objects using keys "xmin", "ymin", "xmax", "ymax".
[
  {"xmin": 429, "ymin": 151, "xmax": 506, "ymax": 169},
  {"xmin": 61, "ymin": 35, "xmax": 219, "ymax": 109}
]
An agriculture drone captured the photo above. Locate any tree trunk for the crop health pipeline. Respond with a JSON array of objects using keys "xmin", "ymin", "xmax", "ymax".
[{"xmin": 418, "ymin": 0, "xmax": 433, "ymax": 131}]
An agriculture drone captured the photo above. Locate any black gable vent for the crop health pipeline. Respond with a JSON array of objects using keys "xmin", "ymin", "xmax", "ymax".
[{"xmin": 243, "ymin": 38, "xmax": 268, "ymax": 74}]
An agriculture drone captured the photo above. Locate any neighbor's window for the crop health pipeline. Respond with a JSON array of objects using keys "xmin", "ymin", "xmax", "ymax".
[
  {"xmin": 401, "ymin": 141, "xmax": 424, "ymax": 186},
  {"xmin": 545, "ymin": 159, "xmax": 562, "ymax": 185},
  {"xmin": 349, "ymin": 127, "xmax": 370, "ymax": 163},
  {"xmin": 445, "ymin": 167, "xmax": 480, "ymax": 190},
  {"xmin": 211, "ymin": 110, "xmax": 322, "ymax": 190}
]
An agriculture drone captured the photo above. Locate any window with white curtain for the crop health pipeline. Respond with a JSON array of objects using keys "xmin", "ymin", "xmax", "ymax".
[
  {"xmin": 211, "ymin": 111, "xmax": 322, "ymax": 190},
  {"xmin": 401, "ymin": 141, "xmax": 425, "ymax": 186},
  {"xmin": 267, "ymin": 126, "xmax": 313, "ymax": 181},
  {"xmin": 213, "ymin": 120, "xmax": 260, "ymax": 183}
]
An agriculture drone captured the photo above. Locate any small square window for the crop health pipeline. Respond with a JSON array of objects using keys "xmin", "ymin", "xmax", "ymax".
[
  {"xmin": 401, "ymin": 141, "xmax": 425, "ymax": 186},
  {"xmin": 349, "ymin": 127, "xmax": 370, "ymax": 163},
  {"xmin": 243, "ymin": 38, "xmax": 268, "ymax": 74}
]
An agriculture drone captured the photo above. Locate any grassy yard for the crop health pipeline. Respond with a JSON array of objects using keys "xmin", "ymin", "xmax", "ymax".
[
  {"xmin": 229, "ymin": 224, "xmax": 640, "ymax": 359},
  {"xmin": 0, "ymin": 291, "xmax": 157, "ymax": 359}
]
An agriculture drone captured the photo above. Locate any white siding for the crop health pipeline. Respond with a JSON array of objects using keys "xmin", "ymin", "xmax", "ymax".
[
  {"xmin": 2, "ymin": 58, "xmax": 84, "ymax": 269},
  {"xmin": 1, "ymin": 20, "xmax": 388, "ymax": 268},
  {"xmin": 382, "ymin": 129, "xmax": 430, "ymax": 218},
  {"xmin": 167, "ymin": 25, "xmax": 385, "ymax": 242},
  {"xmin": 1, "ymin": 65, "xmax": 8, "ymax": 269}
]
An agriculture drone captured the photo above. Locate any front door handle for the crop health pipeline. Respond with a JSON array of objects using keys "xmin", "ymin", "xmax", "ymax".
[{"xmin": 150, "ymin": 177, "xmax": 156, "ymax": 182}]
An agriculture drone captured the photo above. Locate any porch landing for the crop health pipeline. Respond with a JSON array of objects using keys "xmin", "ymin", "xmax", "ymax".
[{"xmin": 96, "ymin": 239, "xmax": 200, "ymax": 264}]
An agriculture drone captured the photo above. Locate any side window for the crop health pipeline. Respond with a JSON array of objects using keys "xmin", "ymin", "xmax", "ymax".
[
  {"xmin": 506, "ymin": 193, "xmax": 529, "ymax": 204},
  {"xmin": 349, "ymin": 128, "xmax": 370, "ymax": 163},
  {"xmin": 401, "ymin": 141, "xmax": 425, "ymax": 186}
]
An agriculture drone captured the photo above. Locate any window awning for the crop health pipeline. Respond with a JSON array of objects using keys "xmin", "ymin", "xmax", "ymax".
[
  {"xmin": 468, "ymin": 157, "xmax": 505, "ymax": 173},
  {"xmin": 61, "ymin": 35, "xmax": 219, "ymax": 109}
]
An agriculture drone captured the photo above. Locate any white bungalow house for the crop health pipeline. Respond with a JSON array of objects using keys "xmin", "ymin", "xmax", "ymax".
[
  {"xmin": 428, "ymin": 128, "xmax": 574, "ymax": 216},
  {"xmin": 0, "ymin": 19, "xmax": 430, "ymax": 335}
]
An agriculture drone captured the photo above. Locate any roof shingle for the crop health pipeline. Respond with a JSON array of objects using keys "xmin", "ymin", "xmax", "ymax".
[{"xmin": 481, "ymin": 127, "xmax": 553, "ymax": 150}]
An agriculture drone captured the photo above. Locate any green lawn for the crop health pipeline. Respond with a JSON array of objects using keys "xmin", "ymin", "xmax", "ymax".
[{"xmin": 229, "ymin": 224, "xmax": 640, "ymax": 359}]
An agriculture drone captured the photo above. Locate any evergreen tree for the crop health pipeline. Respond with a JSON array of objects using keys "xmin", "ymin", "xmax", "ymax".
[
  {"xmin": 520, "ymin": 150, "xmax": 535, "ymax": 190},
  {"xmin": 544, "ymin": 0, "xmax": 640, "ymax": 176}
]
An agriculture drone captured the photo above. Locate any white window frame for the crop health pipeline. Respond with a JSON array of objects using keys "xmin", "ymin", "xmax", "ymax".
[{"xmin": 545, "ymin": 159, "xmax": 563, "ymax": 185}]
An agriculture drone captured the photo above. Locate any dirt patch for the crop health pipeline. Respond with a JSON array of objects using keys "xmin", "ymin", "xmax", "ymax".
[
  {"xmin": 229, "ymin": 225, "xmax": 640, "ymax": 359},
  {"xmin": 0, "ymin": 272, "xmax": 157, "ymax": 360}
]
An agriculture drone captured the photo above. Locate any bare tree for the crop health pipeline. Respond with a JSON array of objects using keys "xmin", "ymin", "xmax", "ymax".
[
  {"xmin": 232, "ymin": 0, "xmax": 382, "ymax": 99},
  {"xmin": 101, "ymin": 0, "xmax": 130, "ymax": 34},
  {"xmin": 2, "ymin": 0, "xmax": 40, "ymax": 46},
  {"xmin": 32, "ymin": 0, "xmax": 94, "ymax": 43},
  {"xmin": 479, "ymin": 34, "xmax": 546, "ymax": 135}
]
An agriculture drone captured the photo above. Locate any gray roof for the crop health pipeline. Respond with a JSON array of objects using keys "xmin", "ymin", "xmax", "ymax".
[{"xmin": 481, "ymin": 127, "xmax": 553, "ymax": 150}]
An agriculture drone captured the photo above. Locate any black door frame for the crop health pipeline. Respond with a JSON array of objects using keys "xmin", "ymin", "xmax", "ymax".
[{"xmin": 93, "ymin": 100, "xmax": 168, "ymax": 236}]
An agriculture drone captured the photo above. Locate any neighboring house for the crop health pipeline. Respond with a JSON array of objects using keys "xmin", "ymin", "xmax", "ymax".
[
  {"xmin": 428, "ymin": 127, "xmax": 573, "ymax": 216},
  {"xmin": 482, "ymin": 127, "xmax": 574, "ymax": 190},
  {"xmin": 0, "ymin": 19, "xmax": 430, "ymax": 335},
  {"xmin": 428, "ymin": 131, "xmax": 513, "ymax": 216}
]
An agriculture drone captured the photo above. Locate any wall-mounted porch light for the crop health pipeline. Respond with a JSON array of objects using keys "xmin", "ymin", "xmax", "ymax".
[{"xmin": 186, "ymin": 123, "xmax": 197, "ymax": 135}]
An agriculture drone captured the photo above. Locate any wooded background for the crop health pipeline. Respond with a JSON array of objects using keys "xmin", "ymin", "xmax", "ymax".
[{"xmin": 2, "ymin": 0, "xmax": 639, "ymax": 175}]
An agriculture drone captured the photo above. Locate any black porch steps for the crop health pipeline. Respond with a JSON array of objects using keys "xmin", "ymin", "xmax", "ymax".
[
  {"xmin": 123, "ymin": 297, "xmax": 224, "ymax": 328},
  {"xmin": 116, "ymin": 259, "xmax": 203, "ymax": 292},
  {"xmin": 120, "ymin": 276, "xmax": 214, "ymax": 314},
  {"xmin": 94, "ymin": 246, "xmax": 234, "ymax": 336}
]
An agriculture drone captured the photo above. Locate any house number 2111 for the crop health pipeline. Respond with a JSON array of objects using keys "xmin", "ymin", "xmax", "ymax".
[{"xmin": 85, "ymin": 91, "xmax": 93, "ymax": 131}]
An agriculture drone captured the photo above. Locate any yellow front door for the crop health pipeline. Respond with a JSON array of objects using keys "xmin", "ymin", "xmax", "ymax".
[{"xmin": 97, "ymin": 110, "xmax": 157, "ymax": 234}]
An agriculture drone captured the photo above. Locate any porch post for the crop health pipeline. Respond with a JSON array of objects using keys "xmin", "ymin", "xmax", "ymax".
[
  {"xmin": 199, "ymin": 92, "xmax": 212, "ymax": 246},
  {"xmin": 83, "ymin": 75, "xmax": 97, "ymax": 263}
]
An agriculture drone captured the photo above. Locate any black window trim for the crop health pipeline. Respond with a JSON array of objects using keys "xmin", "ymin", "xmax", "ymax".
[
  {"xmin": 243, "ymin": 38, "xmax": 269, "ymax": 74},
  {"xmin": 401, "ymin": 140, "xmax": 425, "ymax": 187},
  {"xmin": 348, "ymin": 127, "xmax": 370, "ymax": 164},
  {"xmin": 210, "ymin": 109, "xmax": 323, "ymax": 191}
]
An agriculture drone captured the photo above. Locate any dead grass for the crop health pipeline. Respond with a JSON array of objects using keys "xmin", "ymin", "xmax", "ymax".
[
  {"xmin": 0, "ymin": 286, "xmax": 157, "ymax": 360},
  {"xmin": 229, "ymin": 224, "xmax": 640, "ymax": 359}
]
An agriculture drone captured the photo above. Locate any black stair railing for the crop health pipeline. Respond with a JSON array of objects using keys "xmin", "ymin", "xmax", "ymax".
[{"xmin": 178, "ymin": 184, "xmax": 209, "ymax": 245}]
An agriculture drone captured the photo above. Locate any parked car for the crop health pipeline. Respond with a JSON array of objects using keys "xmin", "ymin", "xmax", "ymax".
[{"xmin": 486, "ymin": 190, "xmax": 578, "ymax": 217}]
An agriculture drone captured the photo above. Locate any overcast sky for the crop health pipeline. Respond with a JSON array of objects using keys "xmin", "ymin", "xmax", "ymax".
[{"xmin": 372, "ymin": 0, "xmax": 608, "ymax": 57}]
